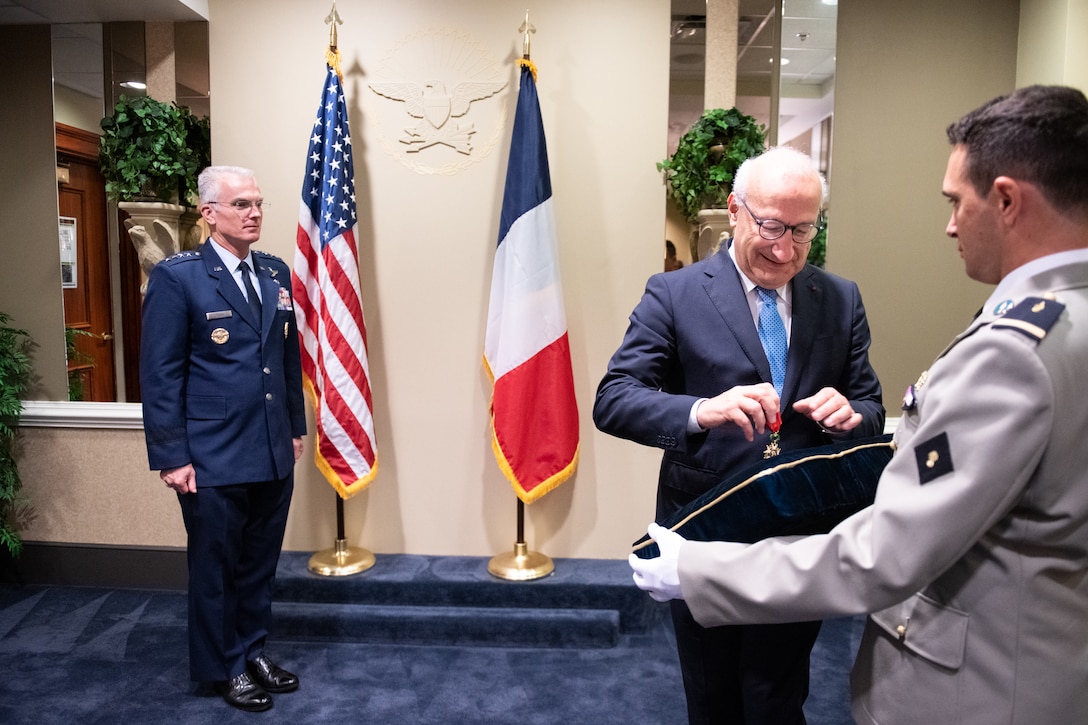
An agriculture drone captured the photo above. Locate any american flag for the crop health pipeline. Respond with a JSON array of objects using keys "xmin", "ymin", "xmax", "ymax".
[
  {"xmin": 293, "ymin": 56, "xmax": 378, "ymax": 499},
  {"xmin": 484, "ymin": 62, "xmax": 579, "ymax": 504}
]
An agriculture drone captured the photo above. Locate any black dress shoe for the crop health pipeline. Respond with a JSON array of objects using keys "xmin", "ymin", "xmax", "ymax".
[
  {"xmin": 247, "ymin": 654, "xmax": 300, "ymax": 693},
  {"xmin": 215, "ymin": 672, "xmax": 273, "ymax": 712}
]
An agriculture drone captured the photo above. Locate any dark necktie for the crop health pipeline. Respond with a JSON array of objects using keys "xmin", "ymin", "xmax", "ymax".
[
  {"xmin": 756, "ymin": 287, "xmax": 787, "ymax": 397},
  {"xmin": 238, "ymin": 259, "xmax": 262, "ymax": 323}
]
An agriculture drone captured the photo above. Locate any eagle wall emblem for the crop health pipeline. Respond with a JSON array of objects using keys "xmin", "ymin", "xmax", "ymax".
[
  {"xmin": 368, "ymin": 27, "xmax": 509, "ymax": 175},
  {"xmin": 370, "ymin": 79, "xmax": 506, "ymax": 154}
]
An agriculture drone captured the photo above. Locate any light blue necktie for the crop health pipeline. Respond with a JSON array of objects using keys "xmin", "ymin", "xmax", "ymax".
[{"xmin": 756, "ymin": 287, "xmax": 787, "ymax": 397}]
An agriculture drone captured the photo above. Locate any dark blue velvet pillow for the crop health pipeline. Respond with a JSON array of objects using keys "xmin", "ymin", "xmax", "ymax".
[{"xmin": 632, "ymin": 434, "xmax": 895, "ymax": 559}]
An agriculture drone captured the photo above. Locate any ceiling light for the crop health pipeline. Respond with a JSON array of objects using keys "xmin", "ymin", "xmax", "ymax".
[
  {"xmin": 822, "ymin": 0, "xmax": 838, "ymax": 5},
  {"xmin": 120, "ymin": 80, "xmax": 146, "ymax": 90},
  {"xmin": 671, "ymin": 23, "xmax": 700, "ymax": 39}
]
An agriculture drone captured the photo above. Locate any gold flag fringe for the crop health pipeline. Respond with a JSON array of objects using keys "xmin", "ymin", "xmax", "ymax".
[
  {"xmin": 516, "ymin": 57, "xmax": 538, "ymax": 83},
  {"xmin": 326, "ymin": 47, "xmax": 343, "ymax": 81}
]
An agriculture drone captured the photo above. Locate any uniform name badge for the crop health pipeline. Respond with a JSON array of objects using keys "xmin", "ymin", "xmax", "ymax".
[{"xmin": 763, "ymin": 413, "xmax": 782, "ymax": 459}]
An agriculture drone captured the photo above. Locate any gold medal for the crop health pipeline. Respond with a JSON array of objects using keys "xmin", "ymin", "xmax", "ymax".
[{"xmin": 211, "ymin": 327, "xmax": 229, "ymax": 344}]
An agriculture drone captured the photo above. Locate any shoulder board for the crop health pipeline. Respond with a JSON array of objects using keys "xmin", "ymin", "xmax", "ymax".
[
  {"xmin": 252, "ymin": 249, "xmax": 284, "ymax": 264},
  {"xmin": 161, "ymin": 250, "xmax": 202, "ymax": 264},
  {"xmin": 991, "ymin": 296, "xmax": 1064, "ymax": 341}
]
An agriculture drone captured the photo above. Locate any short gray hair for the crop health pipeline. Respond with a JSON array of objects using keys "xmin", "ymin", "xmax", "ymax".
[
  {"xmin": 732, "ymin": 146, "xmax": 829, "ymax": 206},
  {"xmin": 198, "ymin": 166, "xmax": 257, "ymax": 204}
]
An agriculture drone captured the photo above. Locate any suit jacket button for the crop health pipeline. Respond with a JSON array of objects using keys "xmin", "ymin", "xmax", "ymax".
[
  {"xmin": 266, "ymin": 393, "xmax": 273, "ymax": 401},
  {"xmin": 263, "ymin": 367, "xmax": 271, "ymax": 375}
]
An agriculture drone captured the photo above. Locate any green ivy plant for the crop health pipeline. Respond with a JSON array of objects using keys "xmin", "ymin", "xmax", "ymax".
[
  {"xmin": 658, "ymin": 107, "xmax": 767, "ymax": 224},
  {"xmin": 807, "ymin": 213, "xmax": 828, "ymax": 269},
  {"xmin": 99, "ymin": 95, "xmax": 210, "ymax": 205},
  {"xmin": 0, "ymin": 312, "xmax": 34, "ymax": 557},
  {"xmin": 179, "ymin": 105, "xmax": 211, "ymax": 205}
]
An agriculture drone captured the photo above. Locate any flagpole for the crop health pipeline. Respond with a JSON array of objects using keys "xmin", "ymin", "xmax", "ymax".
[
  {"xmin": 304, "ymin": 2, "xmax": 376, "ymax": 577},
  {"xmin": 488, "ymin": 498, "xmax": 554, "ymax": 581},
  {"xmin": 487, "ymin": 12, "xmax": 555, "ymax": 583},
  {"xmin": 309, "ymin": 492, "xmax": 375, "ymax": 576}
]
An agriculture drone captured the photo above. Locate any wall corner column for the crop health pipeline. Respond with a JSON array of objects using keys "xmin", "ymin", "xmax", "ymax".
[
  {"xmin": 705, "ymin": 0, "xmax": 739, "ymax": 110},
  {"xmin": 145, "ymin": 22, "xmax": 176, "ymax": 103}
]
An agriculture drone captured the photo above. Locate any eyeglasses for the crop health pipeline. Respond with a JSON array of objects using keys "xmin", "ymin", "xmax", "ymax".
[
  {"xmin": 737, "ymin": 196, "xmax": 822, "ymax": 244},
  {"xmin": 206, "ymin": 199, "xmax": 267, "ymax": 213}
]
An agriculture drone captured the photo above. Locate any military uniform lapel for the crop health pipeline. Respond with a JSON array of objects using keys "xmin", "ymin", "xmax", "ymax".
[
  {"xmin": 253, "ymin": 257, "xmax": 277, "ymax": 340},
  {"xmin": 200, "ymin": 241, "xmax": 259, "ymax": 330},
  {"xmin": 198, "ymin": 241, "xmax": 250, "ymax": 328}
]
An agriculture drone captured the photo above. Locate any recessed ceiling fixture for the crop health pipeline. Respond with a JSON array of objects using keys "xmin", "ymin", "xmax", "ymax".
[
  {"xmin": 674, "ymin": 53, "xmax": 704, "ymax": 66},
  {"xmin": 671, "ymin": 15, "xmax": 705, "ymax": 40}
]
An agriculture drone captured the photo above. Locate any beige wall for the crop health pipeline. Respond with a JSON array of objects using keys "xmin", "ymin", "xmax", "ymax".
[
  {"xmin": 17, "ymin": 0, "xmax": 672, "ymax": 559},
  {"xmin": 226, "ymin": 0, "xmax": 670, "ymax": 560},
  {"xmin": 9, "ymin": 0, "xmax": 1085, "ymax": 561},
  {"xmin": 1018, "ymin": 0, "xmax": 1088, "ymax": 90},
  {"xmin": 54, "ymin": 84, "xmax": 106, "ymax": 134},
  {"xmin": 18, "ymin": 424, "xmax": 184, "ymax": 546},
  {"xmin": 0, "ymin": 26, "xmax": 70, "ymax": 402},
  {"xmin": 828, "ymin": 0, "xmax": 1019, "ymax": 410}
]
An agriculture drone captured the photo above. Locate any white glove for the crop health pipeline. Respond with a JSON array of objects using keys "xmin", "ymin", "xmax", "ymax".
[{"xmin": 628, "ymin": 522, "xmax": 686, "ymax": 602}]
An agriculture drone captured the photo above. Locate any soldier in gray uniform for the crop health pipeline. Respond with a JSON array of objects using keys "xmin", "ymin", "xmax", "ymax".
[{"xmin": 629, "ymin": 85, "xmax": 1088, "ymax": 725}]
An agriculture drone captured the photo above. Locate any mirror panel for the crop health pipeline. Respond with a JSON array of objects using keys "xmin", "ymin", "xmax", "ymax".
[
  {"xmin": 665, "ymin": 0, "xmax": 836, "ymax": 267},
  {"xmin": 51, "ymin": 21, "xmax": 209, "ymax": 403}
]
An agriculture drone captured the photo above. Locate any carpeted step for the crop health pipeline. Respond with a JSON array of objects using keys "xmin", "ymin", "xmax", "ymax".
[
  {"xmin": 271, "ymin": 600, "xmax": 622, "ymax": 648},
  {"xmin": 272, "ymin": 551, "xmax": 660, "ymax": 648}
]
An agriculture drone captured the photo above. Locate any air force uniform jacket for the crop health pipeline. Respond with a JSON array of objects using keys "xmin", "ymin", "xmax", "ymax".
[
  {"xmin": 141, "ymin": 240, "xmax": 306, "ymax": 485},
  {"xmin": 677, "ymin": 258, "xmax": 1088, "ymax": 724}
]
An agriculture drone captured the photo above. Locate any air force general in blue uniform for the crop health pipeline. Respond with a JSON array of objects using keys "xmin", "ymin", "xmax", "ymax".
[{"xmin": 141, "ymin": 166, "xmax": 306, "ymax": 713}]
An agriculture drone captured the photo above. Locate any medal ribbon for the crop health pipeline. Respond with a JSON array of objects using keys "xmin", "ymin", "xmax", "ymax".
[{"xmin": 763, "ymin": 412, "xmax": 782, "ymax": 459}]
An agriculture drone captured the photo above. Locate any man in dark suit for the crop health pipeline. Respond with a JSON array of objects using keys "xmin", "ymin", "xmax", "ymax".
[
  {"xmin": 594, "ymin": 146, "xmax": 884, "ymax": 724},
  {"xmin": 141, "ymin": 166, "xmax": 307, "ymax": 713}
]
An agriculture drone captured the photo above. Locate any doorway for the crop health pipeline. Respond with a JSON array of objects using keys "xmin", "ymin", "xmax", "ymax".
[{"xmin": 56, "ymin": 123, "xmax": 117, "ymax": 401}]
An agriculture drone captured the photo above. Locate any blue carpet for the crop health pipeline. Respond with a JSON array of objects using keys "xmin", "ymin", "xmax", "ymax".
[{"xmin": 0, "ymin": 555, "xmax": 861, "ymax": 724}]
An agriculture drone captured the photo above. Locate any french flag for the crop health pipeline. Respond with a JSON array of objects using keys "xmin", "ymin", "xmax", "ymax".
[{"xmin": 483, "ymin": 63, "xmax": 579, "ymax": 504}]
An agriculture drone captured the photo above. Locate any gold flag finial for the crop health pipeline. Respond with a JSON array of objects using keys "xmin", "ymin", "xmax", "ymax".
[
  {"xmin": 518, "ymin": 9, "xmax": 535, "ymax": 60},
  {"xmin": 325, "ymin": 1, "xmax": 343, "ymax": 51},
  {"xmin": 324, "ymin": 2, "xmax": 344, "ymax": 79}
]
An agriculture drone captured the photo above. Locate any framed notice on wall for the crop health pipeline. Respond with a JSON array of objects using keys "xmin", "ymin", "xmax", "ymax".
[{"xmin": 59, "ymin": 216, "xmax": 77, "ymax": 289}]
